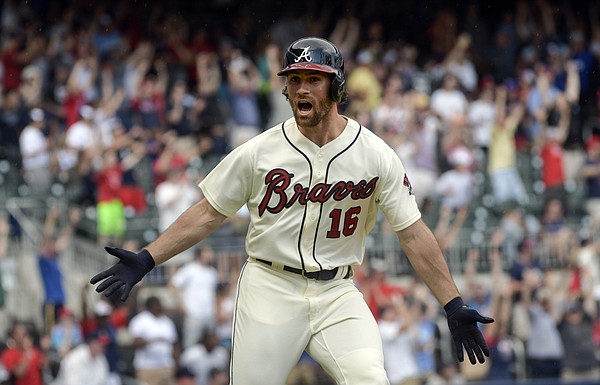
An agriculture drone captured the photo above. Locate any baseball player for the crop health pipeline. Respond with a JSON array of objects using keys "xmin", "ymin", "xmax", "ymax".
[{"xmin": 91, "ymin": 36, "xmax": 494, "ymax": 384}]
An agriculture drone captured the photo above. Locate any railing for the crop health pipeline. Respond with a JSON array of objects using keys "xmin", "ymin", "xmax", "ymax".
[{"xmin": 0, "ymin": 190, "xmax": 588, "ymax": 330}]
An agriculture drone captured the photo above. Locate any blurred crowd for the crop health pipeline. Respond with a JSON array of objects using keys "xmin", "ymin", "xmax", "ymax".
[{"xmin": 1, "ymin": 0, "xmax": 600, "ymax": 384}]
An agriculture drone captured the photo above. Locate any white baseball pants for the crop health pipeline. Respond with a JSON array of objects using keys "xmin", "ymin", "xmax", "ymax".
[{"xmin": 230, "ymin": 259, "xmax": 390, "ymax": 385}]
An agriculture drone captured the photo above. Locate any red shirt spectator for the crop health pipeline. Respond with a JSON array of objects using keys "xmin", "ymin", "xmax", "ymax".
[
  {"xmin": 96, "ymin": 158, "xmax": 123, "ymax": 203},
  {"xmin": 1, "ymin": 323, "xmax": 45, "ymax": 385},
  {"xmin": 540, "ymin": 138, "xmax": 565, "ymax": 189}
]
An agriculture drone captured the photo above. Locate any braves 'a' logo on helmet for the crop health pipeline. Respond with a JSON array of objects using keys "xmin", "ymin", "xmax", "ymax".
[{"xmin": 294, "ymin": 47, "xmax": 313, "ymax": 63}]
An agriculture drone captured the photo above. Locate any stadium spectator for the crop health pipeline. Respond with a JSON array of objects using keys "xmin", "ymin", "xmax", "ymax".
[
  {"xmin": 166, "ymin": 79, "xmax": 198, "ymax": 138},
  {"xmin": 38, "ymin": 204, "xmax": 80, "ymax": 333},
  {"xmin": 538, "ymin": 197, "xmax": 577, "ymax": 266},
  {"xmin": 433, "ymin": 146, "xmax": 475, "ymax": 252},
  {"xmin": 429, "ymin": 73, "xmax": 468, "ymax": 128},
  {"xmin": 372, "ymin": 71, "xmax": 412, "ymax": 138},
  {"xmin": 155, "ymin": 151, "xmax": 201, "ymax": 269},
  {"xmin": 378, "ymin": 298, "xmax": 421, "ymax": 385},
  {"xmin": 130, "ymin": 58, "xmax": 168, "ymax": 131},
  {"xmin": 215, "ymin": 280, "xmax": 235, "ymax": 351},
  {"xmin": 169, "ymin": 245, "xmax": 219, "ymax": 349},
  {"xmin": 345, "ymin": 47, "xmax": 382, "ymax": 115},
  {"xmin": 175, "ymin": 366, "xmax": 196, "ymax": 385},
  {"xmin": 581, "ymin": 135, "xmax": 600, "ymax": 234},
  {"xmin": 52, "ymin": 329, "xmax": 110, "ymax": 385},
  {"xmin": 179, "ymin": 329, "xmax": 229, "ymax": 385},
  {"xmin": 535, "ymin": 92, "xmax": 570, "ymax": 206},
  {"xmin": 0, "ymin": 89, "xmax": 27, "ymax": 176},
  {"xmin": 407, "ymin": 92, "xmax": 441, "ymax": 210},
  {"xmin": 64, "ymin": 54, "xmax": 99, "ymax": 128},
  {"xmin": 129, "ymin": 296, "xmax": 179, "ymax": 385},
  {"xmin": 224, "ymin": 46, "xmax": 262, "ymax": 148},
  {"xmin": 0, "ymin": 214, "xmax": 9, "ymax": 338},
  {"xmin": 487, "ymin": 84, "xmax": 529, "ymax": 207},
  {"xmin": 481, "ymin": 249, "xmax": 515, "ymax": 382},
  {"xmin": 94, "ymin": 149, "xmax": 127, "ymax": 246},
  {"xmin": 48, "ymin": 307, "xmax": 83, "ymax": 373},
  {"xmin": 194, "ymin": 51, "xmax": 228, "ymax": 158},
  {"xmin": 360, "ymin": 258, "xmax": 405, "ymax": 322},
  {"xmin": 19, "ymin": 108, "xmax": 51, "ymax": 194},
  {"xmin": 558, "ymin": 296, "xmax": 600, "ymax": 382},
  {"xmin": 80, "ymin": 294, "xmax": 122, "ymax": 385},
  {"xmin": 522, "ymin": 284, "xmax": 564, "ymax": 380},
  {"xmin": 259, "ymin": 40, "xmax": 295, "ymax": 129},
  {"xmin": 467, "ymin": 76, "xmax": 496, "ymax": 168},
  {"xmin": 441, "ymin": 33, "xmax": 478, "ymax": 94},
  {"xmin": 1, "ymin": 322, "xmax": 46, "ymax": 385}
]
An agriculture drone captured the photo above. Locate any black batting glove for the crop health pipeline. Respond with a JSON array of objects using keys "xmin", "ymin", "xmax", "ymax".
[
  {"xmin": 444, "ymin": 296, "xmax": 494, "ymax": 364},
  {"xmin": 90, "ymin": 247, "xmax": 155, "ymax": 301}
]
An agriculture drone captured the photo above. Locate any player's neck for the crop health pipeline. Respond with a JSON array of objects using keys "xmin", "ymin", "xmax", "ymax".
[{"xmin": 298, "ymin": 114, "xmax": 347, "ymax": 147}]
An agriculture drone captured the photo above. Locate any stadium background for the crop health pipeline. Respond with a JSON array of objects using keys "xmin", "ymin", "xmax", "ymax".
[{"xmin": 0, "ymin": 0, "xmax": 599, "ymax": 384}]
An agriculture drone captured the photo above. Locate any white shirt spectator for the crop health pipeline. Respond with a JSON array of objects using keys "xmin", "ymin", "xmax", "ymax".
[
  {"xmin": 435, "ymin": 147, "xmax": 475, "ymax": 210},
  {"xmin": 430, "ymin": 88, "xmax": 469, "ymax": 124},
  {"xmin": 53, "ymin": 341, "xmax": 109, "ymax": 385},
  {"xmin": 155, "ymin": 170, "xmax": 202, "ymax": 233},
  {"xmin": 19, "ymin": 123, "xmax": 49, "ymax": 171},
  {"xmin": 468, "ymin": 97, "xmax": 496, "ymax": 149},
  {"xmin": 170, "ymin": 259, "xmax": 218, "ymax": 319},
  {"xmin": 379, "ymin": 316, "xmax": 420, "ymax": 384},
  {"xmin": 65, "ymin": 118, "xmax": 97, "ymax": 151},
  {"xmin": 128, "ymin": 309, "xmax": 178, "ymax": 369},
  {"xmin": 170, "ymin": 250, "xmax": 219, "ymax": 348},
  {"xmin": 155, "ymin": 167, "xmax": 201, "ymax": 265},
  {"xmin": 180, "ymin": 339, "xmax": 229, "ymax": 385},
  {"xmin": 447, "ymin": 60, "xmax": 478, "ymax": 92}
]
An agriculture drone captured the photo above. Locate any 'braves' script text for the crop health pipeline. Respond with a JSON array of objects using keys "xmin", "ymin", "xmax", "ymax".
[{"xmin": 258, "ymin": 168, "xmax": 378, "ymax": 216}]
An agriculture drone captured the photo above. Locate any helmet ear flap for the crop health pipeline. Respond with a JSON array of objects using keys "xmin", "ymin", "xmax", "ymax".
[{"xmin": 330, "ymin": 71, "xmax": 346, "ymax": 104}]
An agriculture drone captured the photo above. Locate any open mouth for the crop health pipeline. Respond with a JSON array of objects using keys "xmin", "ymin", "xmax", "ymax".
[{"xmin": 297, "ymin": 101, "xmax": 313, "ymax": 114}]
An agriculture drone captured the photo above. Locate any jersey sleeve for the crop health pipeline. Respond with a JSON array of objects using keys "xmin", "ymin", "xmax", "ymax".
[
  {"xmin": 199, "ymin": 143, "xmax": 254, "ymax": 217},
  {"xmin": 376, "ymin": 149, "xmax": 421, "ymax": 232}
]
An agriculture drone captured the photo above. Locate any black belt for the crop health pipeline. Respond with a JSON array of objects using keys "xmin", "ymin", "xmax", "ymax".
[{"xmin": 254, "ymin": 258, "xmax": 351, "ymax": 281}]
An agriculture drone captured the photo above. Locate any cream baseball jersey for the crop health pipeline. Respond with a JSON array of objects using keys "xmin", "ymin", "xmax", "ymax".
[{"xmin": 199, "ymin": 117, "xmax": 421, "ymax": 271}]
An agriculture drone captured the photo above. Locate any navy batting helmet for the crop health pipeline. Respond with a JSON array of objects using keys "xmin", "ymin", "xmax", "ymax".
[{"xmin": 278, "ymin": 37, "xmax": 347, "ymax": 103}]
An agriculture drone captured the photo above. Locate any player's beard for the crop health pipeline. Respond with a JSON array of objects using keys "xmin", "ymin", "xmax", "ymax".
[{"xmin": 290, "ymin": 97, "xmax": 335, "ymax": 128}]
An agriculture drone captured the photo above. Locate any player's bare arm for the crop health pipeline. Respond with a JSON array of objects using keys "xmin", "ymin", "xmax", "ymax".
[
  {"xmin": 396, "ymin": 218, "xmax": 460, "ymax": 306},
  {"xmin": 146, "ymin": 198, "xmax": 227, "ymax": 265},
  {"xmin": 398, "ymin": 218, "xmax": 494, "ymax": 364},
  {"xmin": 90, "ymin": 198, "xmax": 227, "ymax": 301}
]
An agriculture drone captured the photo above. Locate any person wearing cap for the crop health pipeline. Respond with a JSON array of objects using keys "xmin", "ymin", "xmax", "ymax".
[
  {"xmin": 18, "ymin": 107, "xmax": 51, "ymax": 194},
  {"xmin": 49, "ymin": 307, "xmax": 83, "ymax": 364},
  {"xmin": 52, "ymin": 330, "xmax": 110, "ymax": 385},
  {"xmin": 80, "ymin": 298, "xmax": 121, "ymax": 385}
]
